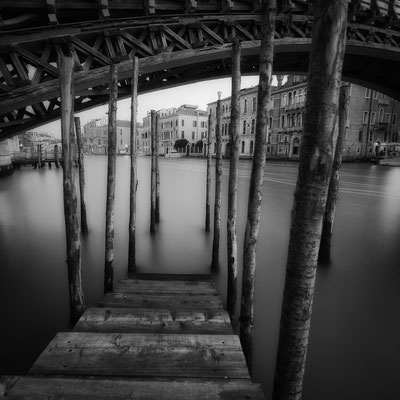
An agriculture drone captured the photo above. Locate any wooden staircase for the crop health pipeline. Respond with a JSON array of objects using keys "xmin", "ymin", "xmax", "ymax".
[{"xmin": 1, "ymin": 274, "xmax": 265, "ymax": 399}]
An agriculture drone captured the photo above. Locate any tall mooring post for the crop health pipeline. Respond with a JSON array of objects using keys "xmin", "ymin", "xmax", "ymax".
[
  {"xmin": 211, "ymin": 92, "xmax": 222, "ymax": 270},
  {"xmin": 57, "ymin": 55, "xmax": 85, "ymax": 328},
  {"xmin": 273, "ymin": 1, "xmax": 348, "ymax": 399},
  {"xmin": 74, "ymin": 116, "xmax": 88, "ymax": 235},
  {"xmin": 104, "ymin": 63, "xmax": 118, "ymax": 293},
  {"xmin": 128, "ymin": 57, "xmax": 139, "ymax": 274},
  {"xmin": 155, "ymin": 113, "xmax": 160, "ymax": 224},
  {"xmin": 150, "ymin": 110, "xmax": 157, "ymax": 234},
  {"xmin": 318, "ymin": 84, "xmax": 351, "ymax": 265},
  {"xmin": 227, "ymin": 39, "xmax": 241, "ymax": 323},
  {"xmin": 205, "ymin": 114, "xmax": 212, "ymax": 232},
  {"xmin": 241, "ymin": 0, "xmax": 276, "ymax": 374}
]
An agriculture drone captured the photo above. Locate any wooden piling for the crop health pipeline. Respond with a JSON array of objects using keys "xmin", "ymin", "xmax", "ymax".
[
  {"xmin": 205, "ymin": 114, "xmax": 212, "ymax": 232},
  {"xmin": 273, "ymin": 1, "xmax": 348, "ymax": 399},
  {"xmin": 155, "ymin": 114, "xmax": 160, "ymax": 224},
  {"xmin": 211, "ymin": 93, "xmax": 222, "ymax": 270},
  {"xmin": 104, "ymin": 63, "xmax": 118, "ymax": 294},
  {"xmin": 74, "ymin": 116, "xmax": 89, "ymax": 235},
  {"xmin": 318, "ymin": 84, "xmax": 350, "ymax": 265},
  {"xmin": 150, "ymin": 110, "xmax": 157, "ymax": 234},
  {"xmin": 55, "ymin": 144, "xmax": 59, "ymax": 168},
  {"xmin": 128, "ymin": 57, "xmax": 139, "ymax": 274},
  {"xmin": 241, "ymin": 0, "xmax": 276, "ymax": 374},
  {"xmin": 57, "ymin": 55, "xmax": 85, "ymax": 328},
  {"xmin": 227, "ymin": 39, "xmax": 241, "ymax": 323}
]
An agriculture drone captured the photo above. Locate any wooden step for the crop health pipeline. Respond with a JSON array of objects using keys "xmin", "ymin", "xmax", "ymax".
[
  {"xmin": 30, "ymin": 332, "xmax": 250, "ymax": 380},
  {"xmin": 114, "ymin": 278, "xmax": 218, "ymax": 295},
  {"xmin": 3, "ymin": 376, "xmax": 265, "ymax": 399},
  {"xmin": 74, "ymin": 307, "xmax": 233, "ymax": 334},
  {"xmin": 100, "ymin": 292, "xmax": 224, "ymax": 310}
]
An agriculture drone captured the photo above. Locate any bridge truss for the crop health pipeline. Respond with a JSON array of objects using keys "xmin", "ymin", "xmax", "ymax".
[{"xmin": 1, "ymin": 0, "xmax": 400, "ymax": 140}]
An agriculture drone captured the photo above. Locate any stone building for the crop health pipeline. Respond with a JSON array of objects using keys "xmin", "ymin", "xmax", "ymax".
[
  {"xmin": 207, "ymin": 75, "xmax": 400, "ymax": 161},
  {"xmin": 142, "ymin": 105, "xmax": 208, "ymax": 156},
  {"xmin": 83, "ymin": 118, "xmax": 143, "ymax": 154}
]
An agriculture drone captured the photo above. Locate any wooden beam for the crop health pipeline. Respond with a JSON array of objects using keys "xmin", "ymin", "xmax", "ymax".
[
  {"xmin": 145, "ymin": 0, "xmax": 156, "ymax": 14},
  {"xmin": 46, "ymin": 0, "xmax": 58, "ymax": 25},
  {"xmin": 211, "ymin": 91, "xmax": 222, "ymax": 271},
  {"xmin": 226, "ymin": 39, "xmax": 241, "ymax": 325},
  {"xmin": 128, "ymin": 57, "xmax": 139, "ymax": 273},
  {"xmin": 104, "ymin": 63, "xmax": 118, "ymax": 293},
  {"xmin": 57, "ymin": 54, "xmax": 85, "ymax": 328},
  {"xmin": 99, "ymin": 0, "xmax": 110, "ymax": 19},
  {"xmin": 74, "ymin": 116, "xmax": 89, "ymax": 235}
]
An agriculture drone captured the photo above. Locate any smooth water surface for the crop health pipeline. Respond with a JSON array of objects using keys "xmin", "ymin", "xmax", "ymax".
[{"xmin": 1, "ymin": 156, "xmax": 400, "ymax": 400}]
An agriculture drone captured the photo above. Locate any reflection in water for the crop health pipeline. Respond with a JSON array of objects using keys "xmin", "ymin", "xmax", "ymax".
[{"xmin": 0, "ymin": 157, "xmax": 400, "ymax": 400}]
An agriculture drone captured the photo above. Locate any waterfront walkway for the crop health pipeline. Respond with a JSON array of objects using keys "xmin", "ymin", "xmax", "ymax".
[{"xmin": 1, "ymin": 273, "xmax": 264, "ymax": 399}]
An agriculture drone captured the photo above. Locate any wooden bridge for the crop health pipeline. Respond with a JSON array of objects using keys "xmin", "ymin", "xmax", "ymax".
[
  {"xmin": 1, "ymin": 274, "xmax": 265, "ymax": 399},
  {"xmin": 3, "ymin": 1, "xmax": 400, "ymax": 140}
]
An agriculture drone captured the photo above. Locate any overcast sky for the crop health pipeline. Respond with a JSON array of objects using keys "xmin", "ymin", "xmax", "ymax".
[{"xmin": 39, "ymin": 76, "xmax": 264, "ymax": 138}]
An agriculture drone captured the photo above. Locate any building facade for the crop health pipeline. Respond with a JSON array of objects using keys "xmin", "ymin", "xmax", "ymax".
[
  {"xmin": 207, "ymin": 75, "xmax": 400, "ymax": 161},
  {"xmin": 142, "ymin": 105, "xmax": 208, "ymax": 155},
  {"xmin": 83, "ymin": 119, "xmax": 142, "ymax": 154}
]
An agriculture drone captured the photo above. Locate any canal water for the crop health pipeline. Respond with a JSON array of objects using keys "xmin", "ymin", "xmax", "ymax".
[{"xmin": 1, "ymin": 156, "xmax": 400, "ymax": 400}]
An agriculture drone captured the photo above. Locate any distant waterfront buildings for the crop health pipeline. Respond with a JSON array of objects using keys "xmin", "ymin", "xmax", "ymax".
[
  {"xmin": 82, "ymin": 105, "xmax": 208, "ymax": 156},
  {"xmin": 82, "ymin": 118, "xmax": 143, "ymax": 155},
  {"xmin": 207, "ymin": 75, "xmax": 400, "ymax": 160}
]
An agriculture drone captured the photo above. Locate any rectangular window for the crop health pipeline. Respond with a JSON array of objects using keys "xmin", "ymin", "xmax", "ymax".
[
  {"xmin": 363, "ymin": 111, "xmax": 369, "ymax": 124},
  {"xmin": 371, "ymin": 112, "xmax": 376, "ymax": 124},
  {"xmin": 358, "ymin": 131, "xmax": 363, "ymax": 142},
  {"xmin": 392, "ymin": 113, "xmax": 397, "ymax": 125},
  {"xmin": 120, "ymin": 129, "xmax": 123, "ymax": 135},
  {"xmin": 192, "ymin": 132, "xmax": 195, "ymax": 139},
  {"xmin": 181, "ymin": 131, "xmax": 185, "ymax": 139},
  {"xmin": 193, "ymin": 121, "xmax": 197, "ymax": 127},
  {"xmin": 373, "ymin": 90, "xmax": 378, "ymax": 99},
  {"xmin": 181, "ymin": 120, "xmax": 184, "ymax": 126},
  {"xmin": 201, "ymin": 121, "xmax": 205, "ymax": 128},
  {"xmin": 121, "ymin": 139, "xmax": 123, "ymax": 145},
  {"xmin": 365, "ymin": 88, "xmax": 371, "ymax": 98}
]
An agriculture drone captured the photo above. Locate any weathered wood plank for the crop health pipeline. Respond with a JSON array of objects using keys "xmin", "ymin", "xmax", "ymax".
[
  {"xmin": 30, "ymin": 332, "xmax": 250, "ymax": 379},
  {"xmin": 100, "ymin": 292, "xmax": 223, "ymax": 310},
  {"xmin": 3, "ymin": 376, "xmax": 265, "ymax": 400},
  {"xmin": 130, "ymin": 273, "xmax": 212, "ymax": 281},
  {"xmin": 73, "ymin": 307, "xmax": 233, "ymax": 334},
  {"xmin": 114, "ymin": 279, "xmax": 218, "ymax": 295}
]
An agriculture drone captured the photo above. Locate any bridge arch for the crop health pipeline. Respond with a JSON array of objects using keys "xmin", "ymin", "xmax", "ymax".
[{"xmin": 2, "ymin": 2, "xmax": 400, "ymax": 139}]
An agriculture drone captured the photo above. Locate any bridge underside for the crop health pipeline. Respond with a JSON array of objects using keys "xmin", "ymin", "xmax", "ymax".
[{"xmin": 2, "ymin": 1, "xmax": 400, "ymax": 140}]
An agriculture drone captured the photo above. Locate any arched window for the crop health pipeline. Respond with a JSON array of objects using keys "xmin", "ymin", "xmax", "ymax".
[
  {"xmin": 244, "ymin": 99, "xmax": 248, "ymax": 113},
  {"xmin": 241, "ymin": 141, "xmax": 245, "ymax": 153},
  {"xmin": 288, "ymin": 92, "xmax": 292, "ymax": 105},
  {"xmin": 294, "ymin": 91, "xmax": 298, "ymax": 103},
  {"xmin": 281, "ymin": 114, "xmax": 285, "ymax": 128},
  {"xmin": 379, "ymin": 108, "xmax": 384, "ymax": 123},
  {"xmin": 297, "ymin": 113, "xmax": 302, "ymax": 126},
  {"xmin": 282, "ymin": 94, "xmax": 287, "ymax": 107},
  {"xmin": 250, "ymin": 141, "xmax": 254, "ymax": 154},
  {"xmin": 243, "ymin": 120, "xmax": 246, "ymax": 134},
  {"xmin": 252, "ymin": 97, "xmax": 257, "ymax": 111},
  {"xmin": 298, "ymin": 89, "xmax": 303, "ymax": 103},
  {"xmin": 269, "ymin": 116, "xmax": 273, "ymax": 129},
  {"xmin": 251, "ymin": 119, "xmax": 255, "ymax": 134}
]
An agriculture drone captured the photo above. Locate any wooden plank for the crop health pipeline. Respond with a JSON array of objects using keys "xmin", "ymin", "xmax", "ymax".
[
  {"xmin": 99, "ymin": 292, "xmax": 224, "ymax": 310},
  {"xmin": 73, "ymin": 307, "xmax": 233, "ymax": 334},
  {"xmin": 114, "ymin": 278, "xmax": 218, "ymax": 294},
  {"xmin": 3, "ymin": 376, "xmax": 265, "ymax": 399},
  {"xmin": 30, "ymin": 332, "xmax": 250, "ymax": 379},
  {"xmin": 131, "ymin": 273, "xmax": 212, "ymax": 281}
]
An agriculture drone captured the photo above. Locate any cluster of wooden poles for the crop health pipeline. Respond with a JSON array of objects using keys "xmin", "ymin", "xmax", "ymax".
[{"xmin": 57, "ymin": 0, "xmax": 350, "ymax": 398}]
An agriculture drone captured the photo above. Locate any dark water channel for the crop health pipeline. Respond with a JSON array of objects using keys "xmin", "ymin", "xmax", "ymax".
[{"xmin": 1, "ymin": 156, "xmax": 400, "ymax": 400}]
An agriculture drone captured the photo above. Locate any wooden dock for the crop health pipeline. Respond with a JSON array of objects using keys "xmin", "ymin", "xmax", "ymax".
[{"xmin": 1, "ymin": 274, "xmax": 265, "ymax": 399}]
